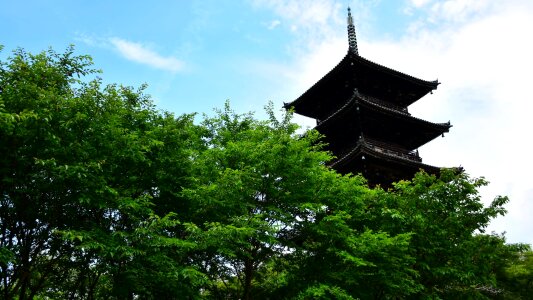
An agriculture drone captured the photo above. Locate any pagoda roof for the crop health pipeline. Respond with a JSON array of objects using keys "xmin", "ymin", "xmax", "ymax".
[
  {"xmin": 284, "ymin": 51, "xmax": 439, "ymax": 120},
  {"xmin": 330, "ymin": 139, "xmax": 441, "ymax": 182},
  {"xmin": 315, "ymin": 91, "xmax": 451, "ymax": 151}
]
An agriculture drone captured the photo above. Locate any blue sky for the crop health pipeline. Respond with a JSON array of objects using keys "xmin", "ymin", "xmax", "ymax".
[
  {"xmin": 1, "ymin": 0, "xmax": 419, "ymax": 117},
  {"xmin": 2, "ymin": 0, "xmax": 533, "ymax": 245}
]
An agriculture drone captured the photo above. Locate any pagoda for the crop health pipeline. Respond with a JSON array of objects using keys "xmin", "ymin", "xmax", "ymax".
[{"xmin": 284, "ymin": 8, "xmax": 451, "ymax": 186}]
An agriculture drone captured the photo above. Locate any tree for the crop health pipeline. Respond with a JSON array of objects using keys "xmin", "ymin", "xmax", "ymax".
[
  {"xmin": 494, "ymin": 246, "xmax": 533, "ymax": 299},
  {"xmin": 382, "ymin": 171, "xmax": 514, "ymax": 299},
  {"xmin": 0, "ymin": 46, "xmax": 203, "ymax": 299},
  {"xmin": 182, "ymin": 103, "xmax": 333, "ymax": 299},
  {"xmin": 182, "ymin": 104, "xmax": 424, "ymax": 299}
]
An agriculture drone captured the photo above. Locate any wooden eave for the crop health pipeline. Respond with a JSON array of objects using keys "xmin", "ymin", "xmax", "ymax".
[
  {"xmin": 284, "ymin": 51, "xmax": 439, "ymax": 120},
  {"xmin": 351, "ymin": 52, "xmax": 439, "ymax": 92},
  {"xmin": 315, "ymin": 94, "xmax": 451, "ymax": 150}
]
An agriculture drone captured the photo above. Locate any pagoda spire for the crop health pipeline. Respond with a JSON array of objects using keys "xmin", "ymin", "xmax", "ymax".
[{"xmin": 347, "ymin": 7, "xmax": 359, "ymax": 55}]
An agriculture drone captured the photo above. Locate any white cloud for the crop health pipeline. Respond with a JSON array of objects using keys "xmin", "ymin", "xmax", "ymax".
[
  {"xmin": 109, "ymin": 38, "xmax": 184, "ymax": 73},
  {"xmin": 248, "ymin": 0, "xmax": 371, "ymax": 92},
  {"xmin": 370, "ymin": 2, "xmax": 533, "ymax": 245},
  {"xmin": 252, "ymin": 0, "xmax": 340, "ymax": 27},
  {"xmin": 410, "ymin": 0, "xmax": 433, "ymax": 8},
  {"xmin": 254, "ymin": 0, "xmax": 533, "ymax": 245},
  {"xmin": 74, "ymin": 33, "xmax": 109, "ymax": 48},
  {"xmin": 267, "ymin": 19, "xmax": 281, "ymax": 29},
  {"xmin": 428, "ymin": 0, "xmax": 494, "ymax": 23},
  {"xmin": 382, "ymin": 1, "xmax": 533, "ymax": 243},
  {"xmin": 250, "ymin": 0, "xmax": 345, "ymax": 51},
  {"xmin": 384, "ymin": 3, "xmax": 533, "ymax": 245}
]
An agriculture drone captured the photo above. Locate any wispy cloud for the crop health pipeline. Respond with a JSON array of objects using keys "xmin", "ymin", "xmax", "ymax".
[
  {"xmin": 76, "ymin": 34, "xmax": 185, "ymax": 73},
  {"xmin": 109, "ymin": 38, "xmax": 184, "ymax": 73},
  {"xmin": 266, "ymin": 19, "xmax": 281, "ymax": 30},
  {"xmin": 405, "ymin": 0, "xmax": 502, "ymax": 25},
  {"xmin": 409, "ymin": 0, "xmax": 433, "ymax": 8},
  {"xmin": 250, "ymin": 0, "xmax": 346, "ymax": 50},
  {"xmin": 74, "ymin": 33, "xmax": 109, "ymax": 48}
]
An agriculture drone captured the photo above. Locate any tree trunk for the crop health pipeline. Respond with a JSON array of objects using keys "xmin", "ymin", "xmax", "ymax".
[{"xmin": 243, "ymin": 257, "xmax": 253, "ymax": 300}]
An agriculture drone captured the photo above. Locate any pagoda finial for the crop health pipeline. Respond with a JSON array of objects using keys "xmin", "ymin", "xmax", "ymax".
[{"xmin": 347, "ymin": 7, "xmax": 359, "ymax": 55}]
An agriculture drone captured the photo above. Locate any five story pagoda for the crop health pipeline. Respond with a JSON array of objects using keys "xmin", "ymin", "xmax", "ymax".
[{"xmin": 284, "ymin": 8, "xmax": 451, "ymax": 186}]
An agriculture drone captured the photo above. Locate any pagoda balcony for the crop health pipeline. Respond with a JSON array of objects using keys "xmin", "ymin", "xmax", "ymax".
[
  {"xmin": 366, "ymin": 139, "xmax": 422, "ymax": 162},
  {"xmin": 335, "ymin": 137, "xmax": 422, "ymax": 163}
]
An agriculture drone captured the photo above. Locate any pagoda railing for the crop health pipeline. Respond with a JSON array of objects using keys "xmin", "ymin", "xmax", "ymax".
[
  {"xmin": 334, "ymin": 137, "xmax": 422, "ymax": 163},
  {"xmin": 364, "ymin": 137, "xmax": 422, "ymax": 162}
]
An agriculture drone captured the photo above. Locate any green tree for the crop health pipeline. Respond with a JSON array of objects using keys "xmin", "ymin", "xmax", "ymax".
[
  {"xmin": 182, "ymin": 103, "xmax": 333, "ymax": 299},
  {"xmin": 383, "ymin": 171, "xmax": 513, "ymax": 299},
  {"xmin": 494, "ymin": 246, "xmax": 533, "ymax": 299},
  {"xmin": 0, "ymin": 46, "xmax": 203, "ymax": 299},
  {"xmin": 183, "ymin": 104, "xmax": 423, "ymax": 299}
]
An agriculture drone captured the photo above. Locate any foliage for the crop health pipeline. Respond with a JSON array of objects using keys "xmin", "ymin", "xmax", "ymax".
[
  {"xmin": 387, "ymin": 171, "xmax": 511, "ymax": 299},
  {"xmin": 0, "ymin": 46, "xmax": 201, "ymax": 299},
  {"xmin": 494, "ymin": 246, "xmax": 533, "ymax": 299},
  {"xmin": 0, "ymin": 46, "xmax": 529, "ymax": 299}
]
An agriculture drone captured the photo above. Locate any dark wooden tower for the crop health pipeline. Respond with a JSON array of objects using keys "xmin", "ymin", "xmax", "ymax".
[{"xmin": 284, "ymin": 8, "xmax": 451, "ymax": 186}]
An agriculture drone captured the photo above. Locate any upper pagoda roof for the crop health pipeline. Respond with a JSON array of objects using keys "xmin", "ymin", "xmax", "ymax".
[
  {"xmin": 284, "ymin": 8, "xmax": 439, "ymax": 120},
  {"xmin": 284, "ymin": 51, "xmax": 439, "ymax": 120}
]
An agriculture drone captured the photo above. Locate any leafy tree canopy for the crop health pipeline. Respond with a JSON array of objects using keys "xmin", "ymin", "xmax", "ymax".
[{"xmin": 0, "ymin": 46, "xmax": 530, "ymax": 299}]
